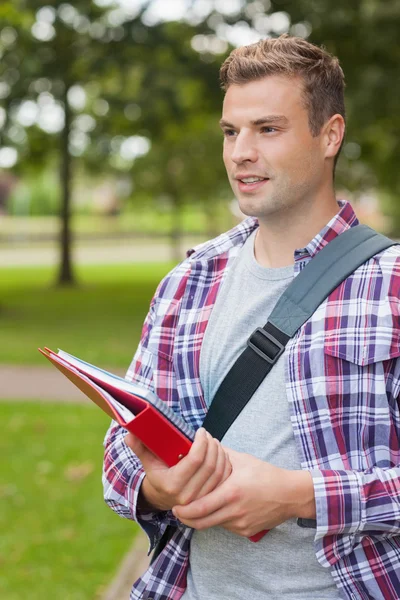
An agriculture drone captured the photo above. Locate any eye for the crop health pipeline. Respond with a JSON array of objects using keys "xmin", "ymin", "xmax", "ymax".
[
  {"xmin": 261, "ymin": 126, "xmax": 277, "ymax": 133},
  {"xmin": 222, "ymin": 129, "xmax": 236, "ymax": 137}
]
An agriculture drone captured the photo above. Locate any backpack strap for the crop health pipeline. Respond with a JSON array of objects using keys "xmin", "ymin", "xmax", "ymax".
[{"xmin": 202, "ymin": 225, "xmax": 396, "ymax": 439}]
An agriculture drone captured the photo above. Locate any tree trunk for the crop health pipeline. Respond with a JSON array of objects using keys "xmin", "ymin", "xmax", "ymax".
[{"xmin": 57, "ymin": 87, "xmax": 76, "ymax": 286}]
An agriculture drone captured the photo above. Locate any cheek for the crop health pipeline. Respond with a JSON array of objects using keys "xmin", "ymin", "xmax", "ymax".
[
  {"xmin": 222, "ymin": 145, "xmax": 232, "ymax": 169},
  {"xmin": 286, "ymin": 142, "xmax": 320, "ymax": 179}
]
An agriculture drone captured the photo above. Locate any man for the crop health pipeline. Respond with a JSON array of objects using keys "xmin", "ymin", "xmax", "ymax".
[{"xmin": 103, "ymin": 35, "xmax": 400, "ymax": 599}]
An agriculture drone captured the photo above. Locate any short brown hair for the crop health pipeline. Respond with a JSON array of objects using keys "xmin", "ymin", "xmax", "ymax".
[{"xmin": 220, "ymin": 35, "xmax": 345, "ymax": 144}]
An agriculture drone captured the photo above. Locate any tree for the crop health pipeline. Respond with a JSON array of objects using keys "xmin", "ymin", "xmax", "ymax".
[
  {"xmin": 0, "ymin": 1, "xmax": 233, "ymax": 279},
  {"xmin": 0, "ymin": 1, "xmax": 153, "ymax": 284},
  {"xmin": 3, "ymin": 0, "xmax": 400, "ymax": 283}
]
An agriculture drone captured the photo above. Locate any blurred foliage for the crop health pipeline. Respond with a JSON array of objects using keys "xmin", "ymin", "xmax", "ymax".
[
  {"xmin": 277, "ymin": 0, "xmax": 400, "ymax": 232},
  {"xmin": 8, "ymin": 168, "xmax": 60, "ymax": 215},
  {"xmin": 0, "ymin": 0, "xmax": 234, "ymax": 281},
  {"xmin": 2, "ymin": 202, "xmax": 233, "ymax": 236},
  {"xmin": 1, "ymin": 0, "xmax": 400, "ymax": 253}
]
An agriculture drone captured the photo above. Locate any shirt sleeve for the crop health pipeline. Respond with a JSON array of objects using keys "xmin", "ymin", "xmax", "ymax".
[
  {"xmin": 102, "ymin": 287, "xmax": 180, "ymax": 552},
  {"xmin": 311, "ymin": 464, "xmax": 400, "ymax": 567}
]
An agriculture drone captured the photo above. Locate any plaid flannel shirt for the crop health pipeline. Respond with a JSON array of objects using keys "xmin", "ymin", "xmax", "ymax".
[{"xmin": 103, "ymin": 200, "xmax": 400, "ymax": 600}]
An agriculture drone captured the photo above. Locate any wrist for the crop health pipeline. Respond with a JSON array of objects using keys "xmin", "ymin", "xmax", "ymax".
[
  {"xmin": 287, "ymin": 470, "xmax": 316, "ymax": 520},
  {"xmin": 139, "ymin": 476, "xmax": 169, "ymax": 512}
]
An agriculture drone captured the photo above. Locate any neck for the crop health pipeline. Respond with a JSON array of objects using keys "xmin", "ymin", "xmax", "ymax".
[{"xmin": 254, "ymin": 194, "xmax": 340, "ymax": 268}]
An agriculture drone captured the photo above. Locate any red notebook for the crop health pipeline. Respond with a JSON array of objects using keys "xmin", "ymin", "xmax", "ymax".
[
  {"xmin": 39, "ymin": 347, "xmax": 194, "ymax": 467},
  {"xmin": 39, "ymin": 347, "xmax": 266, "ymax": 542}
]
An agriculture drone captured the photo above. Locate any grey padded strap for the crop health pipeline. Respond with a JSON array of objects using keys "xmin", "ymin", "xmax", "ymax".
[
  {"xmin": 202, "ymin": 225, "xmax": 396, "ymax": 441},
  {"xmin": 269, "ymin": 225, "xmax": 396, "ymax": 336}
]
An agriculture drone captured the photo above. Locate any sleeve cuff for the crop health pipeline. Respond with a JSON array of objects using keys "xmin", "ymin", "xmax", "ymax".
[
  {"xmin": 310, "ymin": 469, "xmax": 363, "ymax": 566},
  {"xmin": 128, "ymin": 470, "xmax": 178, "ymax": 552}
]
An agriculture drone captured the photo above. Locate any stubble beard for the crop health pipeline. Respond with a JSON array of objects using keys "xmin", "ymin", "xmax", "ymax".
[
  {"xmin": 235, "ymin": 179, "xmax": 287, "ymax": 221},
  {"xmin": 235, "ymin": 175, "xmax": 317, "ymax": 225}
]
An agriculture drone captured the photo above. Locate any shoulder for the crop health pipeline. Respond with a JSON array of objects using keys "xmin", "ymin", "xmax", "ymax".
[
  {"xmin": 373, "ymin": 243, "xmax": 400, "ymax": 269},
  {"xmin": 373, "ymin": 243, "xmax": 400, "ymax": 299},
  {"xmin": 344, "ymin": 238, "xmax": 400, "ymax": 281},
  {"xmin": 186, "ymin": 216, "xmax": 258, "ymax": 261},
  {"xmin": 346, "ymin": 243, "xmax": 400, "ymax": 310},
  {"xmin": 151, "ymin": 217, "xmax": 259, "ymax": 306}
]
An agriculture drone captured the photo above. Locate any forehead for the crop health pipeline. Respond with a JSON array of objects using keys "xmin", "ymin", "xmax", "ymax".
[{"xmin": 222, "ymin": 75, "xmax": 306, "ymax": 124}]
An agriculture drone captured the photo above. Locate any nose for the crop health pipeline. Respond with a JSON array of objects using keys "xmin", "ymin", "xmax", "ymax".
[{"xmin": 231, "ymin": 131, "xmax": 258, "ymax": 165}]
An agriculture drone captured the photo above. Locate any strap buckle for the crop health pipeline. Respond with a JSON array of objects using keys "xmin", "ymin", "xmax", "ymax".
[{"xmin": 247, "ymin": 327, "xmax": 285, "ymax": 364}]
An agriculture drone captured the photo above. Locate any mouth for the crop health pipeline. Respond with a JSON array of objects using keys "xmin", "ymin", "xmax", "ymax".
[{"xmin": 235, "ymin": 176, "xmax": 270, "ymax": 193}]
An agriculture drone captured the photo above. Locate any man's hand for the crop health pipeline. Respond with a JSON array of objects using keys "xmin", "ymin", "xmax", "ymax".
[
  {"xmin": 173, "ymin": 449, "xmax": 316, "ymax": 537},
  {"xmin": 124, "ymin": 428, "xmax": 231, "ymax": 512}
]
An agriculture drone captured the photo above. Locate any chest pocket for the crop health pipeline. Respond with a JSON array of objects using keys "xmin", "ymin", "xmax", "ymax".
[
  {"xmin": 323, "ymin": 293, "xmax": 400, "ymax": 367},
  {"xmin": 324, "ymin": 325, "xmax": 400, "ymax": 366},
  {"xmin": 320, "ymin": 302, "xmax": 400, "ymax": 469}
]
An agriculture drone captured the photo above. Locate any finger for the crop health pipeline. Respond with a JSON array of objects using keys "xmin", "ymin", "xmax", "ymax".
[
  {"xmin": 195, "ymin": 440, "xmax": 229, "ymax": 498},
  {"xmin": 222, "ymin": 450, "xmax": 232, "ymax": 482},
  {"xmin": 124, "ymin": 432, "xmax": 145, "ymax": 455},
  {"xmin": 171, "ymin": 427, "xmax": 209, "ymax": 486},
  {"xmin": 176, "ymin": 502, "xmax": 235, "ymax": 531},
  {"xmin": 176, "ymin": 433, "xmax": 219, "ymax": 503},
  {"xmin": 174, "ymin": 479, "xmax": 228, "ymax": 521}
]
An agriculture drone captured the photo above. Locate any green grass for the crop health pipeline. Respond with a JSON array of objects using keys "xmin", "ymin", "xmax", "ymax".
[
  {"xmin": 0, "ymin": 401, "xmax": 137, "ymax": 600},
  {"xmin": 0, "ymin": 263, "xmax": 173, "ymax": 366},
  {"xmin": 1, "ymin": 202, "xmax": 233, "ymax": 237}
]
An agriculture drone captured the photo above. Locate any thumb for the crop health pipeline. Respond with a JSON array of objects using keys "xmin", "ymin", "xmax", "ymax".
[
  {"xmin": 124, "ymin": 432, "xmax": 166, "ymax": 471},
  {"xmin": 124, "ymin": 432, "xmax": 146, "ymax": 455}
]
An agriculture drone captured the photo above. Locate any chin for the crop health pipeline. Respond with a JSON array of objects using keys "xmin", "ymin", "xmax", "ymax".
[
  {"xmin": 239, "ymin": 201, "xmax": 288, "ymax": 223},
  {"xmin": 236, "ymin": 203, "xmax": 258, "ymax": 218},
  {"xmin": 237, "ymin": 197, "xmax": 273, "ymax": 217}
]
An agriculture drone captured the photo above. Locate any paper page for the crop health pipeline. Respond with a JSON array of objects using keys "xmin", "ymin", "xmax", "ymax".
[
  {"xmin": 57, "ymin": 349, "xmax": 157, "ymax": 402},
  {"xmin": 105, "ymin": 393, "xmax": 135, "ymax": 423},
  {"xmin": 54, "ymin": 348, "xmax": 195, "ymax": 442}
]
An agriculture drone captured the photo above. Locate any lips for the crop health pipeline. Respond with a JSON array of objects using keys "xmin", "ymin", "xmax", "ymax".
[
  {"xmin": 235, "ymin": 176, "xmax": 270, "ymax": 193},
  {"xmin": 239, "ymin": 177, "xmax": 267, "ymax": 183},
  {"xmin": 235, "ymin": 174, "xmax": 269, "ymax": 182}
]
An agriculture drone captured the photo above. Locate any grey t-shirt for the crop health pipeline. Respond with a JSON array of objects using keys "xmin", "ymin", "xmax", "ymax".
[{"xmin": 181, "ymin": 229, "xmax": 340, "ymax": 600}]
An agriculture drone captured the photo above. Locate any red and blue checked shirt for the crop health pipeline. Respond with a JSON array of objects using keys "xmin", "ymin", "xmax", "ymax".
[{"xmin": 103, "ymin": 200, "xmax": 400, "ymax": 600}]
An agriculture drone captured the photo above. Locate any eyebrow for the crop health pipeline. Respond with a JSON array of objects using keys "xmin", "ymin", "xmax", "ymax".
[{"xmin": 219, "ymin": 115, "xmax": 289, "ymax": 128}]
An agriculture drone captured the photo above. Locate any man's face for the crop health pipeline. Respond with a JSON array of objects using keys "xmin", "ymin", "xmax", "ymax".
[{"xmin": 221, "ymin": 75, "xmax": 328, "ymax": 221}]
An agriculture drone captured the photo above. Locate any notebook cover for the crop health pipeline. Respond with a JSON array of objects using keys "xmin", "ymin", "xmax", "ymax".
[{"xmin": 39, "ymin": 348, "xmax": 192, "ymax": 466}]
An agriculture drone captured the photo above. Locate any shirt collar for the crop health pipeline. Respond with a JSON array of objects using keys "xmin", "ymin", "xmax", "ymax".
[
  {"xmin": 187, "ymin": 199, "xmax": 359, "ymax": 264},
  {"xmin": 294, "ymin": 200, "xmax": 359, "ymax": 263}
]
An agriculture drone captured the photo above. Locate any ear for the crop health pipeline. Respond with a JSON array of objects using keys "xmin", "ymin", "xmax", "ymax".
[{"xmin": 323, "ymin": 114, "xmax": 345, "ymax": 160}]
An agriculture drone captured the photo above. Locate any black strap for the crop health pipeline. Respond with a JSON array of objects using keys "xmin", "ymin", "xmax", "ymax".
[
  {"xmin": 151, "ymin": 225, "xmax": 396, "ymax": 563},
  {"xmin": 202, "ymin": 322, "xmax": 289, "ymax": 439}
]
